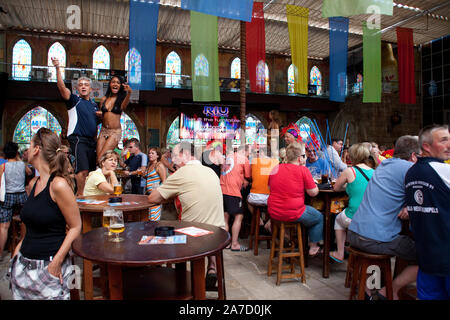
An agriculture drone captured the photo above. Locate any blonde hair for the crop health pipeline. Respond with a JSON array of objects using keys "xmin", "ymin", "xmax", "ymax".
[
  {"xmin": 99, "ymin": 150, "xmax": 119, "ymax": 168},
  {"xmin": 348, "ymin": 143, "xmax": 370, "ymax": 165},
  {"xmin": 286, "ymin": 141, "xmax": 305, "ymax": 163}
]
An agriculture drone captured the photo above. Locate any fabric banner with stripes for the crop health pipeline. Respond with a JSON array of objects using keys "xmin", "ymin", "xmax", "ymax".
[
  {"xmin": 181, "ymin": 0, "xmax": 253, "ymax": 22},
  {"xmin": 329, "ymin": 17, "xmax": 349, "ymax": 102},
  {"xmin": 396, "ymin": 27, "xmax": 416, "ymax": 104},
  {"xmin": 363, "ymin": 23, "xmax": 381, "ymax": 103},
  {"xmin": 286, "ymin": 5, "xmax": 309, "ymax": 95},
  {"xmin": 246, "ymin": 1, "xmax": 266, "ymax": 93},
  {"xmin": 129, "ymin": 0, "xmax": 159, "ymax": 91},
  {"xmin": 190, "ymin": 11, "xmax": 220, "ymax": 102},
  {"xmin": 322, "ymin": 0, "xmax": 393, "ymax": 18}
]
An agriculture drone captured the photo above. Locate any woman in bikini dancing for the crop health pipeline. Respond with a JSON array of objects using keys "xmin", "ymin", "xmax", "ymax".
[{"xmin": 96, "ymin": 76, "xmax": 132, "ymax": 164}]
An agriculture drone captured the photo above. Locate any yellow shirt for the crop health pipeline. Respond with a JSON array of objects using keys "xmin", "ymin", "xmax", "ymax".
[{"xmin": 83, "ymin": 169, "xmax": 108, "ymax": 196}]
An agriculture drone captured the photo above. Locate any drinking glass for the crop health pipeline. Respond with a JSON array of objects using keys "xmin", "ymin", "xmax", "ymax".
[
  {"xmin": 113, "ymin": 183, "xmax": 123, "ymax": 195},
  {"xmin": 109, "ymin": 210, "xmax": 125, "ymax": 242},
  {"xmin": 102, "ymin": 207, "xmax": 114, "ymax": 236}
]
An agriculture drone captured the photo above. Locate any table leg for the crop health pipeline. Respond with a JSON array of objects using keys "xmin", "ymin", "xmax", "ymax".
[
  {"xmin": 83, "ymin": 259, "xmax": 94, "ymax": 300},
  {"xmin": 322, "ymin": 194, "xmax": 331, "ymax": 278},
  {"xmin": 191, "ymin": 258, "xmax": 206, "ymax": 300},
  {"xmin": 107, "ymin": 264, "xmax": 123, "ymax": 300},
  {"xmin": 216, "ymin": 251, "xmax": 226, "ymax": 300}
]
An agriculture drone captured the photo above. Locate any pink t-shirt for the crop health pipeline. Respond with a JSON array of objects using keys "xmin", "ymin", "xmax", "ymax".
[
  {"xmin": 268, "ymin": 163, "xmax": 316, "ymax": 221},
  {"xmin": 220, "ymin": 153, "xmax": 251, "ymax": 198}
]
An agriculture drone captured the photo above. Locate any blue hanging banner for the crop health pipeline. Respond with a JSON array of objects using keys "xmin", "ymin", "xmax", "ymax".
[
  {"xmin": 129, "ymin": 0, "xmax": 160, "ymax": 91},
  {"xmin": 181, "ymin": 0, "xmax": 253, "ymax": 22},
  {"xmin": 329, "ymin": 17, "xmax": 349, "ymax": 102}
]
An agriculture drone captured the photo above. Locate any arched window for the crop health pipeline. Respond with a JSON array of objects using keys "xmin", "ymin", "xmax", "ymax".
[
  {"xmin": 13, "ymin": 106, "xmax": 62, "ymax": 152},
  {"xmin": 12, "ymin": 39, "xmax": 32, "ymax": 81},
  {"xmin": 194, "ymin": 54, "xmax": 209, "ymax": 77},
  {"xmin": 97, "ymin": 112, "xmax": 139, "ymax": 149},
  {"xmin": 230, "ymin": 57, "xmax": 240, "ymax": 79},
  {"xmin": 47, "ymin": 42, "xmax": 66, "ymax": 82},
  {"xmin": 92, "ymin": 45, "xmax": 110, "ymax": 77},
  {"xmin": 288, "ymin": 64, "xmax": 295, "ymax": 94},
  {"xmin": 258, "ymin": 62, "xmax": 270, "ymax": 93},
  {"xmin": 165, "ymin": 51, "xmax": 182, "ymax": 86},
  {"xmin": 353, "ymin": 73, "xmax": 363, "ymax": 93},
  {"xmin": 310, "ymin": 66, "xmax": 322, "ymax": 95},
  {"xmin": 125, "ymin": 48, "xmax": 142, "ymax": 85},
  {"xmin": 245, "ymin": 114, "xmax": 267, "ymax": 146}
]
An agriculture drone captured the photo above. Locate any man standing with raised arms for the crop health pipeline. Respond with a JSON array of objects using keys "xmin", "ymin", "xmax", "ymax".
[{"xmin": 52, "ymin": 58, "xmax": 99, "ymax": 195}]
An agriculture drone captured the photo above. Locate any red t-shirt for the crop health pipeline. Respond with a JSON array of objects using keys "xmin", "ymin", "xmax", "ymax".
[
  {"xmin": 268, "ymin": 163, "xmax": 316, "ymax": 221},
  {"xmin": 220, "ymin": 153, "xmax": 251, "ymax": 198}
]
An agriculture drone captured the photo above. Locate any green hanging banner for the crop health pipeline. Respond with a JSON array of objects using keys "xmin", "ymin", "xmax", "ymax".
[
  {"xmin": 322, "ymin": 0, "xmax": 393, "ymax": 18},
  {"xmin": 363, "ymin": 23, "xmax": 381, "ymax": 103},
  {"xmin": 190, "ymin": 11, "xmax": 220, "ymax": 102}
]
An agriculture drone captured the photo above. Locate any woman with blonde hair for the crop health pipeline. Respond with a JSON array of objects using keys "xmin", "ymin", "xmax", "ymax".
[
  {"xmin": 144, "ymin": 147, "xmax": 166, "ymax": 221},
  {"xmin": 83, "ymin": 150, "xmax": 119, "ymax": 196},
  {"xmin": 329, "ymin": 143, "xmax": 374, "ymax": 263},
  {"xmin": 9, "ymin": 128, "xmax": 81, "ymax": 299}
]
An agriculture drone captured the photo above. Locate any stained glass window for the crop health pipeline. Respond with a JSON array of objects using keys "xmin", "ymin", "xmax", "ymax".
[
  {"xmin": 12, "ymin": 39, "xmax": 32, "ymax": 81},
  {"xmin": 265, "ymin": 63, "xmax": 270, "ymax": 93},
  {"xmin": 310, "ymin": 66, "xmax": 322, "ymax": 95},
  {"xmin": 230, "ymin": 57, "xmax": 240, "ymax": 79},
  {"xmin": 353, "ymin": 73, "xmax": 363, "ymax": 93},
  {"xmin": 92, "ymin": 45, "xmax": 110, "ymax": 77},
  {"xmin": 47, "ymin": 42, "xmax": 66, "ymax": 82},
  {"xmin": 13, "ymin": 107, "xmax": 62, "ymax": 152},
  {"xmin": 288, "ymin": 64, "xmax": 295, "ymax": 94},
  {"xmin": 165, "ymin": 51, "xmax": 182, "ymax": 86},
  {"xmin": 166, "ymin": 116, "xmax": 181, "ymax": 149},
  {"xmin": 125, "ymin": 48, "xmax": 142, "ymax": 85},
  {"xmin": 194, "ymin": 54, "xmax": 209, "ymax": 77},
  {"xmin": 97, "ymin": 112, "xmax": 139, "ymax": 149}
]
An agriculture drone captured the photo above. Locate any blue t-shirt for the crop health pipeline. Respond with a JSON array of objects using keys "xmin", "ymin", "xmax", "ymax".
[
  {"xmin": 65, "ymin": 94, "xmax": 99, "ymax": 138},
  {"xmin": 349, "ymin": 158, "xmax": 413, "ymax": 242},
  {"xmin": 406, "ymin": 157, "xmax": 450, "ymax": 277},
  {"xmin": 306, "ymin": 157, "xmax": 329, "ymax": 177}
]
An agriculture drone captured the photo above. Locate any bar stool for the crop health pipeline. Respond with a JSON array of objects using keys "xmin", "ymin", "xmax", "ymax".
[
  {"xmin": 248, "ymin": 205, "xmax": 271, "ymax": 256},
  {"xmin": 347, "ymin": 247, "xmax": 393, "ymax": 300},
  {"xmin": 267, "ymin": 219, "xmax": 306, "ymax": 285}
]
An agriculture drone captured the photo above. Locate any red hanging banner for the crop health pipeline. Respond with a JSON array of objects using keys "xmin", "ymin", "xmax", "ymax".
[
  {"xmin": 396, "ymin": 27, "xmax": 416, "ymax": 104},
  {"xmin": 246, "ymin": 2, "xmax": 266, "ymax": 93}
]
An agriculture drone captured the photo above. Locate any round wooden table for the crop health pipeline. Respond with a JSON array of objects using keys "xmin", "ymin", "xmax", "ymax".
[
  {"xmin": 76, "ymin": 194, "xmax": 154, "ymax": 299},
  {"xmin": 72, "ymin": 220, "xmax": 230, "ymax": 300}
]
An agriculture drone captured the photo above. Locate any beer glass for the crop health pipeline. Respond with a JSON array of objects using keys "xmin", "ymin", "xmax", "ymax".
[
  {"xmin": 102, "ymin": 207, "xmax": 114, "ymax": 236},
  {"xmin": 113, "ymin": 183, "xmax": 123, "ymax": 195},
  {"xmin": 109, "ymin": 210, "xmax": 125, "ymax": 242}
]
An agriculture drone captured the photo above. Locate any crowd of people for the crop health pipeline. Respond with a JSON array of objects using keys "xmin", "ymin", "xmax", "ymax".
[{"xmin": 0, "ymin": 62, "xmax": 448, "ymax": 300}]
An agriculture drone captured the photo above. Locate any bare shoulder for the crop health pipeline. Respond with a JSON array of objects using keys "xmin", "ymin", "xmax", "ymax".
[{"xmin": 50, "ymin": 176, "xmax": 72, "ymax": 193}]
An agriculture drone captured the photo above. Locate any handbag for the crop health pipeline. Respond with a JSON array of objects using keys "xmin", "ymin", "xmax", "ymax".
[{"xmin": 0, "ymin": 163, "xmax": 6, "ymax": 202}]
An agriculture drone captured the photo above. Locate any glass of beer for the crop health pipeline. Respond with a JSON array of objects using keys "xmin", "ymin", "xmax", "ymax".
[
  {"xmin": 109, "ymin": 210, "xmax": 125, "ymax": 242},
  {"xmin": 113, "ymin": 183, "xmax": 123, "ymax": 195},
  {"xmin": 321, "ymin": 174, "xmax": 329, "ymax": 184},
  {"xmin": 102, "ymin": 207, "xmax": 114, "ymax": 236}
]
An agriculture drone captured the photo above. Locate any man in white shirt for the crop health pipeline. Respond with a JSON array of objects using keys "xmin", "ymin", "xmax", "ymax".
[{"xmin": 327, "ymin": 138, "xmax": 347, "ymax": 174}]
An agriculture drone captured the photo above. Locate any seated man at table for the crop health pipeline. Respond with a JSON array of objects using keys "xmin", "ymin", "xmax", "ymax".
[
  {"xmin": 347, "ymin": 135, "xmax": 420, "ymax": 300},
  {"xmin": 305, "ymin": 145, "xmax": 329, "ymax": 180},
  {"xmin": 147, "ymin": 141, "xmax": 225, "ymax": 289}
]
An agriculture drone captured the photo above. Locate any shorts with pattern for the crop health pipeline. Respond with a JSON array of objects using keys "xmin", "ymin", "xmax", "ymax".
[
  {"xmin": 0, "ymin": 192, "xmax": 27, "ymax": 223},
  {"xmin": 9, "ymin": 252, "xmax": 74, "ymax": 300}
]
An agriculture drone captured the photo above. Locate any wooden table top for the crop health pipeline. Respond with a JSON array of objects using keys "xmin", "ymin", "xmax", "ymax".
[
  {"xmin": 77, "ymin": 194, "xmax": 152, "ymax": 212},
  {"xmin": 72, "ymin": 220, "xmax": 230, "ymax": 267}
]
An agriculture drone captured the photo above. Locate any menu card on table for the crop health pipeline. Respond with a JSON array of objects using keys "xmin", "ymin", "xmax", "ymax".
[
  {"xmin": 175, "ymin": 227, "xmax": 213, "ymax": 237},
  {"xmin": 138, "ymin": 235, "xmax": 187, "ymax": 245},
  {"xmin": 76, "ymin": 199, "xmax": 106, "ymax": 205}
]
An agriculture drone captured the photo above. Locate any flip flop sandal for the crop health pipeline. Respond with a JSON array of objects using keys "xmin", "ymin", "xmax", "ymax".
[
  {"xmin": 308, "ymin": 248, "xmax": 323, "ymax": 258},
  {"xmin": 329, "ymin": 252, "xmax": 344, "ymax": 264},
  {"xmin": 231, "ymin": 245, "xmax": 249, "ymax": 252},
  {"xmin": 205, "ymin": 268, "xmax": 217, "ymax": 290}
]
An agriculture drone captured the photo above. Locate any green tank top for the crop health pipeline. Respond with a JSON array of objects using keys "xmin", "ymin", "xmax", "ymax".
[{"xmin": 345, "ymin": 166, "xmax": 374, "ymax": 219}]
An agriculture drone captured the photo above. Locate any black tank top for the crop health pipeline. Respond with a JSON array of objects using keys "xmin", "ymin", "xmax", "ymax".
[{"xmin": 20, "ymin": 174, "xmax": 67, "ymax": 260}]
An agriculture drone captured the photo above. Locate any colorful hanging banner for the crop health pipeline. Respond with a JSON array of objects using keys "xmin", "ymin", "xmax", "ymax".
[
  {"xmin": 329, "ymin": 17, "xmax": 349, "ymax": 102},
  {"xmin": 181, "ymin": 0, "xmax": 253, "ymax": 22},
  {"xmin": 129, "ymin": 0, "xmax": 159, "ymax": 91},
  {"xmin": 246, "ymin": 1, "xmax": 266, "ymax": 93},
  {"xmin": 396, "ymin": 27, "xmax": 416, "ymax": 104},
  {"xmin": 322, "ymin": 0, "xmax": 393, "ymax": 18},
  {"xmin": 286, "ymin": 5, "xmax": 309, "ymax": 95},
  {"xmin": 190, "ymin": 11, "xmax": 220, "ymax": 102},
  {"xmin": 363, "ymin": 23, "xmax": 381, "ymax": 103}
]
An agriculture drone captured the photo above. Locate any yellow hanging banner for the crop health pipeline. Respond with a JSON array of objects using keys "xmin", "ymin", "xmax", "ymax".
[{"xmin": 286, "ymin": 5, "xmax": 309, "ymax": 95}]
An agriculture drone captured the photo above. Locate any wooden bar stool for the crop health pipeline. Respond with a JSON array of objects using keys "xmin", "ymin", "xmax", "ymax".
[
  {"xmin": 267, "ymin": 219, "xmax": 306, "ymax": 285},
  {"xmin": 248, "ymin": 205, "xmax": 271, "ymax": 256},
  {"xmin": 347, "ymin": 247, "xmax": 393, "ymax": 300}
]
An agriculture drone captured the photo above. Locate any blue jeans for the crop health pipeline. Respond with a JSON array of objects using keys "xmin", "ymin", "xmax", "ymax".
[
  {"xmin": 296, "ymin": 205, "xmax": 323, "ymax": 243},
  {"xmin": 417, "ymin": 269, "xmax": 450, "ymax": 300}
]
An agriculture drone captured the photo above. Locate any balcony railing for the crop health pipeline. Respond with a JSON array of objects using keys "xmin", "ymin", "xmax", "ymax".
[{"xmin": 1, "ymin": 62, "xmax": 400, "ymax": 98}]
